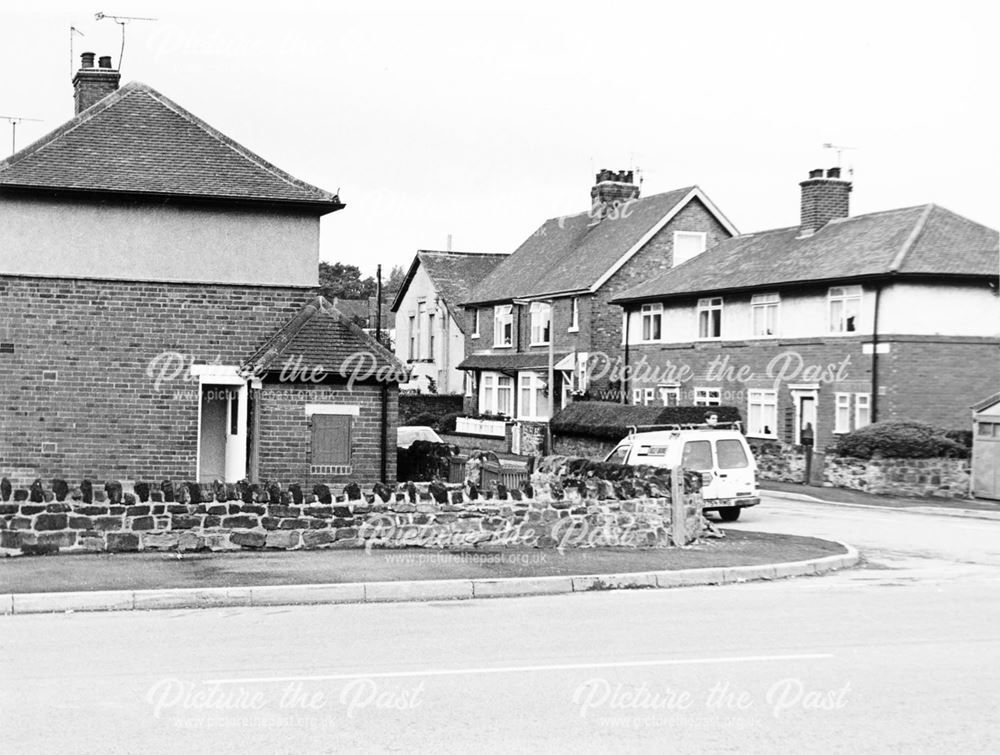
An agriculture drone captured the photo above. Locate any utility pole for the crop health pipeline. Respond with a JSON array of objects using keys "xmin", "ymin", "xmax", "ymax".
[{"xmin": 376, "ymin": 264, "xmax": 383, "ymax": 347}]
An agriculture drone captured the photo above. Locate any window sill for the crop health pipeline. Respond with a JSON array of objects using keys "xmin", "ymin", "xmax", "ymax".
[
  {"xmin": 567, "ymin": 327, "xmax": 579, "ymax": 333},
  {"xmin": 471, "ymin": 334, "xmax": 480, "ymax": 339},
  {"xmin": 492, "ymin": 344, "xmax": 513, "ymax": 349},
  {"xmin": 746, "ymin": 434, "xmax": 778, "ymax": 440}
]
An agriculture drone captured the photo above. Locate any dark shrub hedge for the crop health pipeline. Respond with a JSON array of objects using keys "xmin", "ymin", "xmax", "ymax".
[
  {"xmin": 436, "ymin": 412, "xmax": 462, "ymax": 433},
  {"xmin": 833, "ymin": 421, "xmax": 969, "ymax": 459},
  {"xmin": 397, "ymin": 440, "xmax": 459, "ymax": 482},
  {"xmin": 551, "ymin": 401, "xmax": 742, "ymax": 441}
]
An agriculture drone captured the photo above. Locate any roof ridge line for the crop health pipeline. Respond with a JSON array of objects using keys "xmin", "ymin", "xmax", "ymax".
[
  {"xmin": 142, "ymin": 86, "xmax": 336, "ymax": 201},
  {"xmin": 890, "ymin": 204, "xmax": 935, "ymax": 272}
]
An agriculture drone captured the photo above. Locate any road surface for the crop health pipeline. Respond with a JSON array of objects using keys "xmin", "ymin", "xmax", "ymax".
[{"xmin": 2, "ymin": 495, "xmax": 998, "ymax": 753}]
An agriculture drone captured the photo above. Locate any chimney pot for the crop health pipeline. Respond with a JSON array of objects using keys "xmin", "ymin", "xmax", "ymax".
[
  {"xmin": 590, "ymin": 167, "xmax": 640, "ymax": 219},
  {"xmin": 72, "ymin": 52, "xmax": 121, "ymax": 115},
  {"xmin": 808, "ymin": 168, "xmax": 824, "ymax": 179},
  {"xmin": 799, "ymin": 168, "xmax": 852, "ymax": 234},
  {"xmin": 98, "ymin": 55, "xmax": 113, "ymax": 69},
  {"xmin": 80, "ymin": 52, "xmax": 96, "ymax": 69},
  {"xmin": 826, "ymin": 167, "xmax": 841, "ymax": 179}
]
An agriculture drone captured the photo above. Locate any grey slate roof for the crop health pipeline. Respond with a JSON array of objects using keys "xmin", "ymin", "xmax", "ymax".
[
  {"xmin": 612, "ymin": 204, "xmax": 999, "ymax": 303},
  {"xmin": 0, "ymin": 82, "xmax": 342, "ymax": 211},
  {"xmin": 244, "ymin": 297, "xmax": 407, "ymax": 382},
  {"xmin": 465, "ymin": 187, "xmax": 702, "ymax": 304},
  {"xmin": 391, "ymin": 251, "xmax": 509, "ymax": 334}
]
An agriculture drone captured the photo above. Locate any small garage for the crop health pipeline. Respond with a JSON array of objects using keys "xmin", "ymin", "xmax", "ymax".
[{"xmin": 972, "ymin": 393, "xmax": 1000, "ymax": 500}]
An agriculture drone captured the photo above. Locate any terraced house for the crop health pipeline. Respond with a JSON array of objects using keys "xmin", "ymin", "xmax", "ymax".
[
  {"xmin": 0, "ymin": 54, "xmax": 404, "ymax": 487},
  {"xmin": 612, "ymin": 168, "xmax": 1000, "ymax": 451},
  {"xmin": 458, "ymin": 169, "xmax": 737, "ymax": 452}
]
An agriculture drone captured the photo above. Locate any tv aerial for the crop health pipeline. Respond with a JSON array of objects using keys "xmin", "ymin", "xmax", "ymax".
[
  {"xmin": 95, "ymin": 11, "xmax": 158, "ymax": 71},
  {"xmin": 822, "ymin": 143, "xmax": 858, "ymax": 170},
  {"xmin": 1, "ymin": 115, "xmax": 42, "ymax": 154}
]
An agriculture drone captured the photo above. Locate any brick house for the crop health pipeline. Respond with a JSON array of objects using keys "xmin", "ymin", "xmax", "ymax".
[
  {"xmin": 0, "ymin": 54, "xmax": 404, "ymax": 487},
  {"xmin": 391, "ymin": 250, "xmax": 508, "ymax": 394},
  {"xmin": 611, "ymin": 168, "xmax": 1000, "ymax": 451},
  {"xmin": 458, "ymin": 170, "xmax": 737, "ymax": 451}
]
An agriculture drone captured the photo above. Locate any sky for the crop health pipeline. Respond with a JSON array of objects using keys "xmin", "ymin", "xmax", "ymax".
[{"xmin": 2, "ymin": 1, "xmax": 997, "ymax": 277}]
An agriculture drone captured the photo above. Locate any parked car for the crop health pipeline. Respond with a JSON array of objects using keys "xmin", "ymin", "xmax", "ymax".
[
  {"xmin": 397, "ymin": 425, "xmax": 445, "ymax": 449},
  {"xmin": 604, "ymin": 423, "xmax": 759, "ymax": 521}
]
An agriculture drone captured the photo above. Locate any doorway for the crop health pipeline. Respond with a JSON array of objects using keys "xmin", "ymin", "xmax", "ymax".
[{"xmin": 197, "ymin": 382, "xmax": 248, "ymax": 482}]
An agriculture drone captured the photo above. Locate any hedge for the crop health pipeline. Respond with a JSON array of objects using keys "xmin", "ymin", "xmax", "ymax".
[
  {"xmin": 550, "ymin": 402, "xmax": 742, "ymax": 441},
  {"xmin": 833, "ymin": 421, "xmax": 969, "ymax": 460}
]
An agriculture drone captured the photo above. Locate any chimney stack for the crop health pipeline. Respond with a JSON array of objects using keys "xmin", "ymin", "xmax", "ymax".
[
  {"xmin": 72, "ymin": 52, "xmax": 120, "ymax": 115},
  {"xmin": 799, "ymin": 167, "xmax": 852, "ymax": 236},
  {"xmin": 590, "ymin": 169, "xmax": 640, "ymax": 220}
]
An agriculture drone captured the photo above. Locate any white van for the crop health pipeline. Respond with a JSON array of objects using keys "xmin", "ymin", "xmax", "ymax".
[{"xmin": 604, "ymin": 423, "xmax": 759, "ymax": 521}]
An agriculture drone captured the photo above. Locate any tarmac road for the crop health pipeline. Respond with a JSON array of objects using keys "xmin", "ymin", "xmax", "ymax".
[{"xmin": 2, "ymin": 495, "xmax": 998, "ymax": 753}]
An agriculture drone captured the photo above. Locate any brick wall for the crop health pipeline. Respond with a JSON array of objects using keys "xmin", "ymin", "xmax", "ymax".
[
  {"xmin": 258, "ymin": 383, "xmax": 397, "ymax": 486},
  {"xmin": 0, "ymin": 275, "xmax": 400, "ymax": 485}
]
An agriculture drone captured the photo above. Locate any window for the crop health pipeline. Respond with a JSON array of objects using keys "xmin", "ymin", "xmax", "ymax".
[
  {"xmin": 518, "ymin": 372, "xmax": 548, "ymax": 419},
  {"xmin": 640, "ymin": 303, "xmax": 662, "ymax": 342},
  {"xmin": 416, "ymin": 302, "xmax": 427, "ymax": 357},
  {"xmin": 471, "ymin": 309, "xmax": 480, "ymax": 339},
  {"xmin": 479, "ymin": 372, "xmax": 513, "ymax": 417},
  {"xmin": 428, "ymin": 312, "xmax": 435, "ymax": 359},
  {"xmin": 529, "ymin": 302, "xmax": 551, "ymax": 345},
  {"xmin": 694, "ymin": 387, "xmax": 721, "ymax": 407},
  {"xmin": 658, "ymin": 384, "xmax": 680, "ymax": 406},
  {"xmin": 407, "ymin": 316, "xmax": 416, "ymax": 360},
  {"xmin": 697, "ymin": 297, "xmax": 723, "ymax": 339},
  {"xmin": 569, "ymin": 298, "xmax": 580, "ymax": 332},
  {"xmin": 632, "ymin": 388, "xmax": 643, "ymax": 405},
  {"xmin": 747, "ymin": 389, "xmax": 777, "ymax": 437},
  {"xmin": 607, "ymin": 445, "xmax": 629, "ymax": 465},
  {"xmin": 751, "ymin": 293, "xmax": 780, "ymax": 337},
  {"xmin": 829, "ymin": 285, "xmax": 861, "ymax": 333},
  {"xmin": 855, "ymin": 393, "xmax": 871, "ymax": 429},
  {"xmin": 716, "ymin": 439, "xmax": 749, "ymax": 469},
  {"xmin": 681, "ymin": 440, "xmax": 713, "ymax": 470},
  {"xmin": 644, "ymin": 388, "xmax": 655, "ymax": 405},
  {"xmin": 311, "ymin": 414, "xmax": 352, "ymax": 474},
  {"xmin": 494, "ymin": 305, "xmax": 513, "ymax": 347},
  {"xmin": 835, "ymin": 393, "xmax": 851, "ymax": 434},
  {"xmin": 673, "ymin": 231, "xmax": 707, "ymax": 266}
]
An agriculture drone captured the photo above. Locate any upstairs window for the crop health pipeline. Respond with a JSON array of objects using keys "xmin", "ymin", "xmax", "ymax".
[
  {"xmin": 494, "ymin": 305, "xmax": 513, "ymax": 347},
  {"xmin": 640, "ymin": 303, "xmax": 662, "ymax": 342},
  {"xmin": 471, "ymin": 309, "xmax": 480, "ymax": 338},
  {"xmin": 416, "ymin": 302, "xmax": 427, "ymax": 358},
  {"xmin": 751, "ymin": 293, "xmax": 780, "ymax": 337},
  {"xmin": 673, "ymin": 231, "xmax": 707, "ymax": 266},
  {"xmin": 697, "ymin": 297, "xmax": 723, "ymax": 339},
  {"xmin": 407, "ymin": 316, "xmax": 416, "ymax": 360},
  {"xmin": 829, "ymin": 285, "xmax": 861, "ymax": 333},
  {"xmin": 529, "ymin": 302, "xmax": 551, "ymax": 345},
  {"xmin": 569, "ymin": 298, "xmax": 580, "ymax": 332}
]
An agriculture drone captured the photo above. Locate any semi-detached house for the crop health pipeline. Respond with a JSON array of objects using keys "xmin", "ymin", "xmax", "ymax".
[
  {"xmin": 612, "ymin": 168, "xmax": 1000, "ymax": 451},
  {"xmin": 0, "ymin": 54, "xmax": 404, "ymax": 488}
]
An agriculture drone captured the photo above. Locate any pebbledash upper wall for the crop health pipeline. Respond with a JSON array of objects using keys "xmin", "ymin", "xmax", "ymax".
[{"xmin": 0, "ymin": 194, "xmax": 320, "ymax": 287}]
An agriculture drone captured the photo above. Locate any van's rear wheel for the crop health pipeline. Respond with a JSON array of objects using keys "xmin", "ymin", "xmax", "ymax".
[{"xmin": 717, "ymin": 508, "xmax": 741, "ymax": 522}]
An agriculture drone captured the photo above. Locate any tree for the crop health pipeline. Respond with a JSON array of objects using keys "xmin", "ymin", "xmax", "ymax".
[
  {"xmin": 382, "ymin": 264, "xmax": 407, "ymax": 300},
  {"xmin": 318, "ymin": 261, "xmax": 376, "ymax": 299}
]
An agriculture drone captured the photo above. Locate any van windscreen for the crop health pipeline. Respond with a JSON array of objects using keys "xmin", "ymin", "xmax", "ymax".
[{"xmin": 716, "ymin": 439, "xmax": 749, "ymax": 469}]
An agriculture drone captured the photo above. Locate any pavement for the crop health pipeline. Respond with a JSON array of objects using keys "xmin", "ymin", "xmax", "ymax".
[{"xmin": 760, "ymin": 480, "xmax": 1000, "ymax": 521}]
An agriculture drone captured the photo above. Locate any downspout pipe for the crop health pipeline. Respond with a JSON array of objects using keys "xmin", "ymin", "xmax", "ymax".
[
  {"xmin": 870, "ymin": 285, "xmax": 882, "ymax": 423},
  {"xmin": 622, "ymin": 307, "xmax": 630, "ymax": 405}
]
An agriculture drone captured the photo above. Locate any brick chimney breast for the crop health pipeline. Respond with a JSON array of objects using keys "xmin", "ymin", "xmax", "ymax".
[
  {"xmin": 799, "ymin": 167, "xmax": 852, "ymax": 236},
  {"xmin": 72, "ymin": 52, "xmax": 121, "ymax": 115},
  {"xmin": 590, "ymin": 169, "xmax": 640, "ymax": 221}
]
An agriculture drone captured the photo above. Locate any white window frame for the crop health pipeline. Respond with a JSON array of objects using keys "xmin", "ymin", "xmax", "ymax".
[
  {"xmin": 497, "ymin": 375, "xmax": 513, "ymax": 417},
  {"xmin": 568, "ymin": 297, "xmax": 580, "ymax": 332},
  {"xmin": 517, "ymin": 372, "xmax": 548, "ymax": 420},
  {"xmin": 828, "ymin": 285, "xmax": 862, "ymax": 334},
  {"xmin": 673, "ymin": 231, "xmax": 708, "ymax": 266},
  {"xmin": 529, "ymin": 302, "xmax": 551, "ymax": 346},
  {"xmin": 751, "ymin": 292, "xmax": 780, "ymax": 338},
  {"xmin": 416, "ymin": 301, "xmax": 427, "ymax": 358},
  {"xmin": 471, "ymin": 309, "xmax": 480, "ymax": 339},
  {"xmin": 855, "ymin": 393, "xmax": 871, "ymax": 429},
  {"xmin": 427, "ymin": 310, "xmax": 436, "ymax": 361},
  {"xmin": 747, "ymin": 389, "xmax": 778, "ymax": 438},
  {"xmin": 480, "ymin": 373, "xmax": 495, "ymax": 416},
  {"xmin": 658, "ymin": 383, "xmax": 680, "ymax": 406},
  {"xmin": 407, "ymin": 315, "xmax": 416, "ymax": 360},
  {"xmin": 834, "ymin": 393, "xmax": 851, "ymax": 434},
  {"xmin": 640, "ymin": 303, "xmax": 662, "ymax": 342},
  {"xmin": 694, "ymin": 387, "xmax": 721, "ymax": 407},
  {"xmin": 494, "ymin": 305, "xmax": 513, "ymax": 348},
  {"xmin": 632, "ymin": 388, "xmax": 644, "ymax": 405},
  {"xmin": 697, "ymin": 297, "xmax": 723, "ymax": 340}
]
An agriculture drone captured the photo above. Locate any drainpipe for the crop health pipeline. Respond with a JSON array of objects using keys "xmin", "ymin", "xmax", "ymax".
[
  {"xmin": 870, "ymin": 285, "xmax": 882, "ymax": 423},
  {"xmin": 380, "ymin": 383, "xmax": 389, "ymax": 482},
  {"xmin": 622, "ymin": 307, "xmax": 631, "ymax": 405}
]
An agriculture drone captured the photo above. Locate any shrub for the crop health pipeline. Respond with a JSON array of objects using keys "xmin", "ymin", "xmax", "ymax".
[
  {"xmin": 833, "ymin": 421, "xmax": 969, "ymax": 460},
  {"xmin": 436, "ymin": 412, "xmax": 462, "ymax": 433},
  {"xmin": 407, "ymin": 412, "xmax": 439, "ymax": 427},
  {"xmin": 397, "ymin": 440, "xmax": 458, "ymax": 482},
  {"xmin": 551, "ymin": 402, "xmax": 742, "ymax": 441}
]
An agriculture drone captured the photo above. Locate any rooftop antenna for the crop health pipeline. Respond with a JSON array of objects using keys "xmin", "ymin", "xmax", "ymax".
[
  {"xmin": 1, "ymin": 115, "xmax": 43, "ymax": 155},
  {"xmin": 69, "ymin": 26, "xmax": 86, "ymax": 79},
  {"xmin": 822, "ymin": 143, "xmax": 858, "ymax": 173},
  {"xmin": 95, "ymin": 12, "xmax": 157, "ymax": 72}
]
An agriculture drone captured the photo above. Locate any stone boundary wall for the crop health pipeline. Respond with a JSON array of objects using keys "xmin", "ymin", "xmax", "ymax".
[
  {"xmin": 824, "ymin": 455, "xmax": 971, "ymax": 499},
  {"xmin": 749, "ymin": 440, "xmax": 971, "ymax": 498},
  {"xmin": 0, "ymin": 468, "xmax": 703, "ymax": 557}
]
